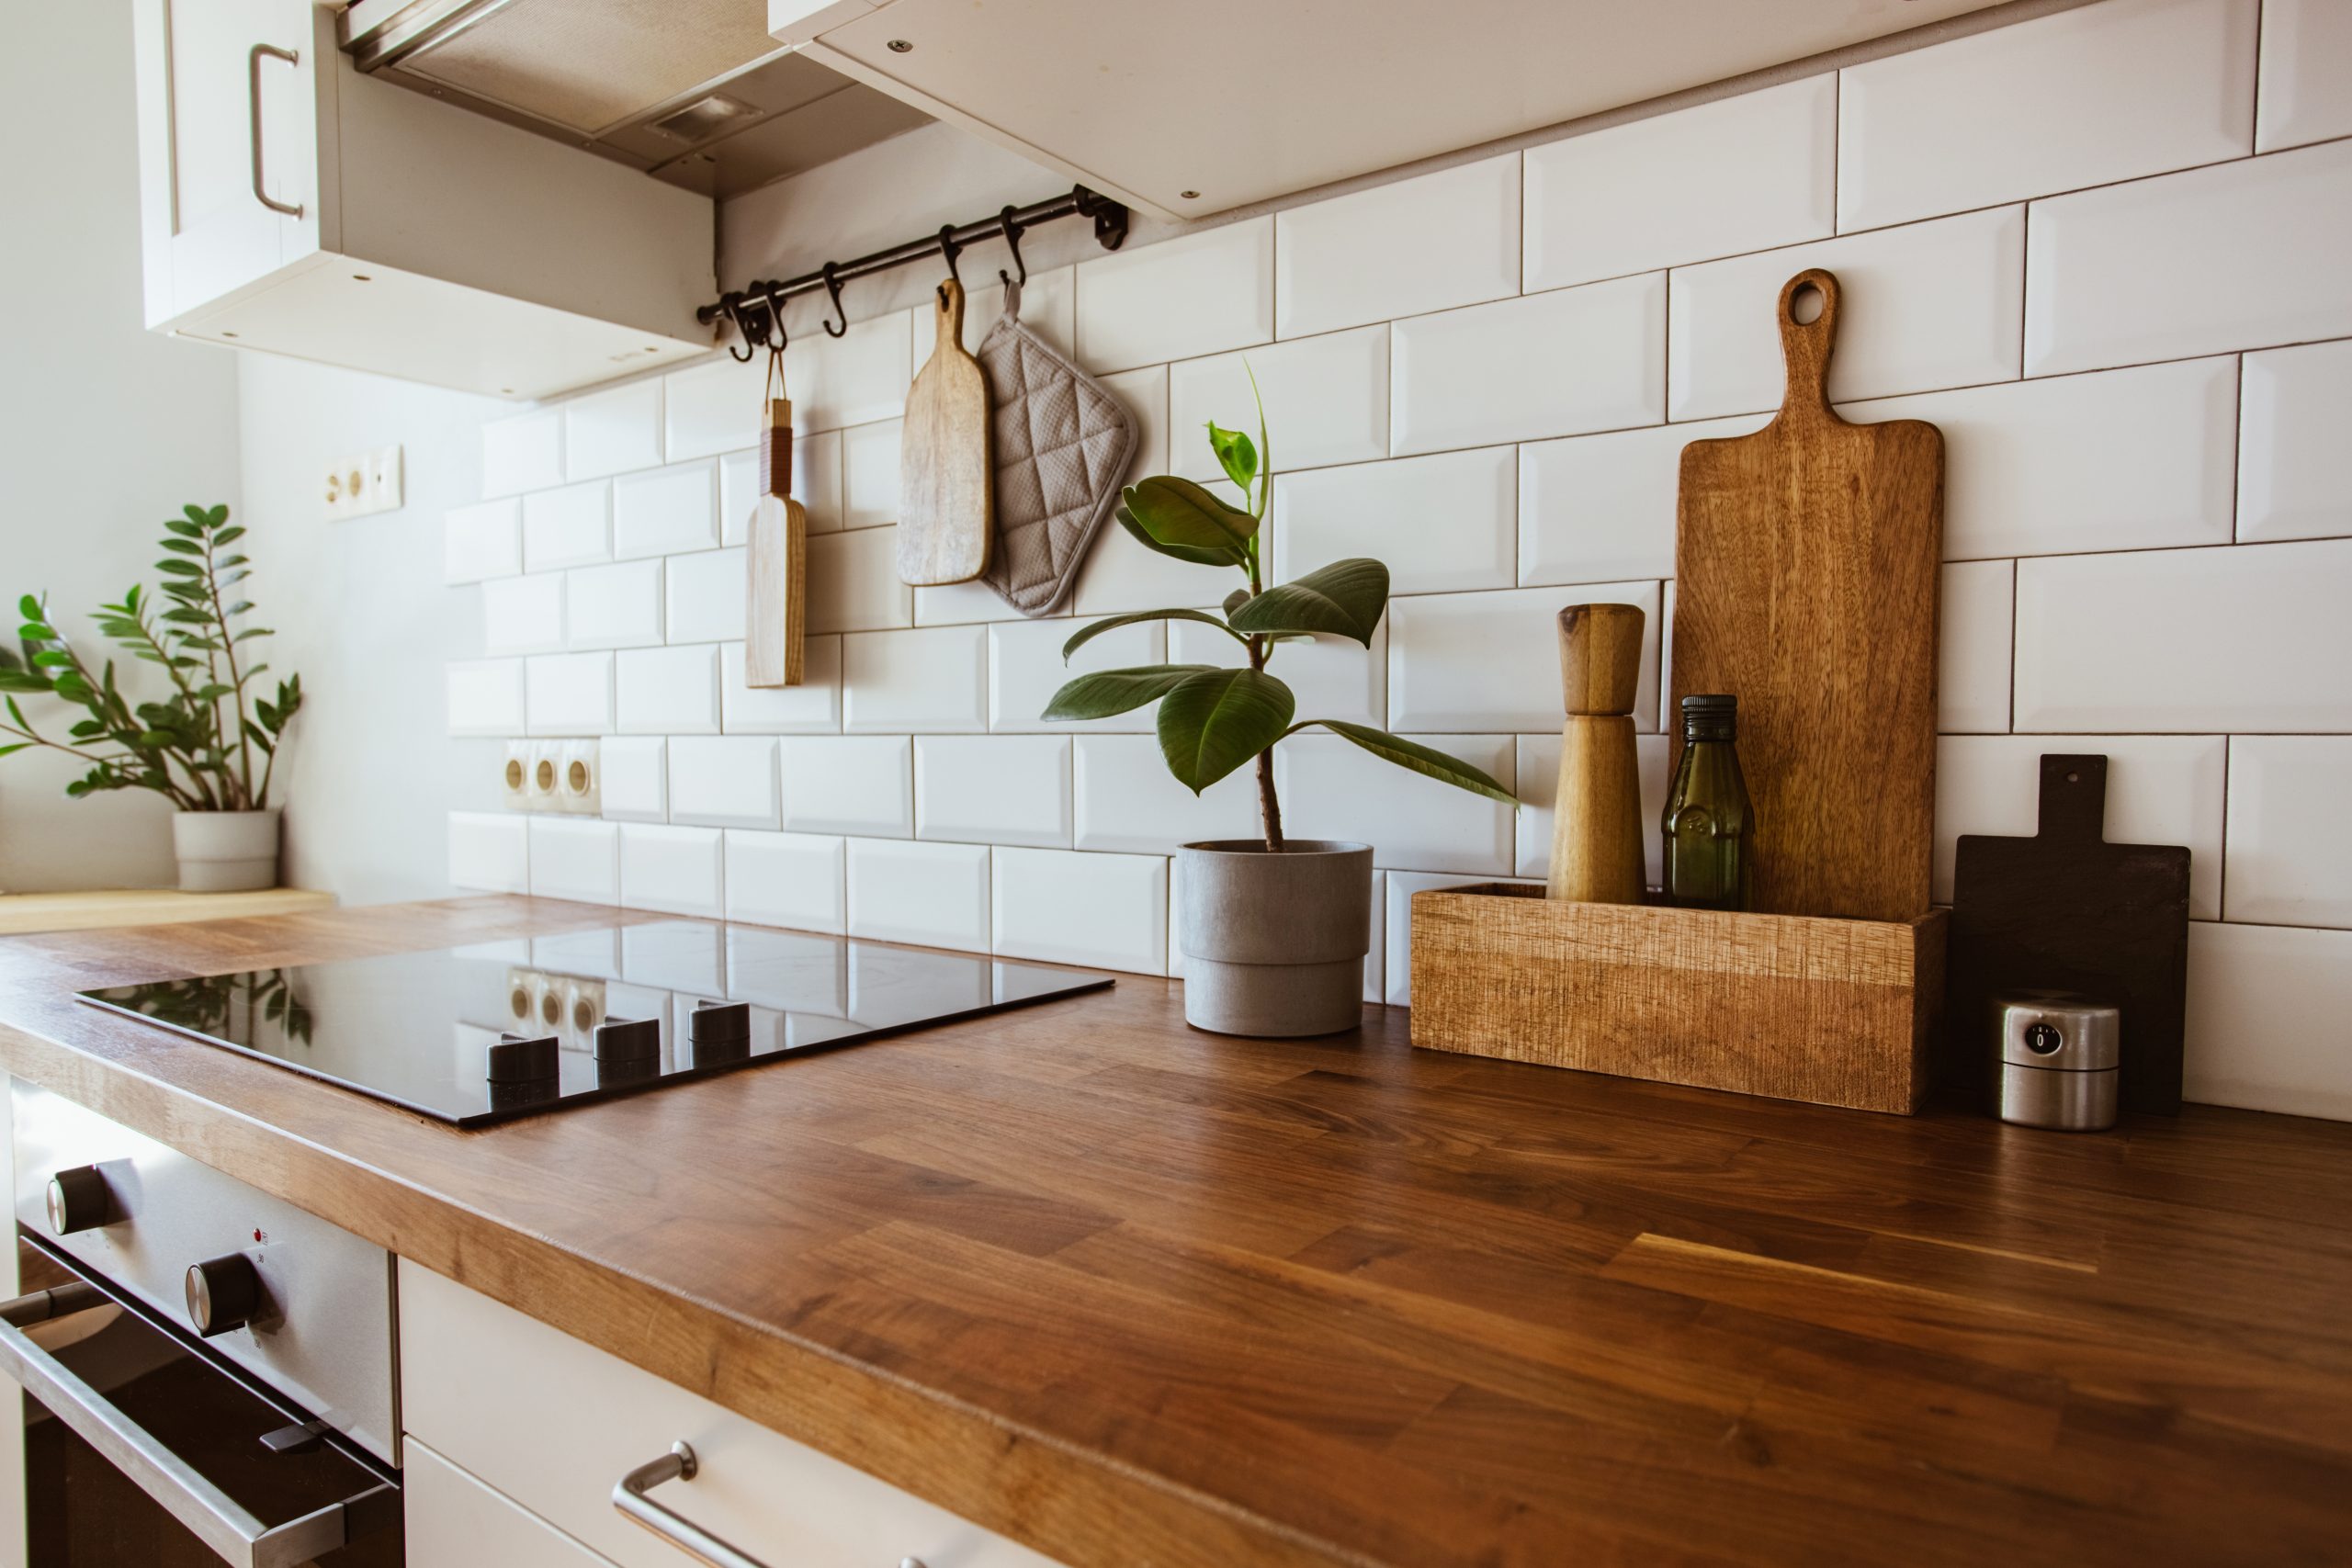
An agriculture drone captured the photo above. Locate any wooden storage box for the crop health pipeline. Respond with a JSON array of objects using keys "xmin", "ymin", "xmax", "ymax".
[{"xmin": 1408, "ymin": 885, "xmax": 1944, "ymax": 1114}]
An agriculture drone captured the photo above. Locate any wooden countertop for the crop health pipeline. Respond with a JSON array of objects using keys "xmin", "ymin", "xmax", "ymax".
[
  {"xmin": 0, "ymin": 886, "xmax": 333, "ymax": 936},
  {"xmin": 0, "ymin": 897, "xmax": 2347, "ymax": 1567}
]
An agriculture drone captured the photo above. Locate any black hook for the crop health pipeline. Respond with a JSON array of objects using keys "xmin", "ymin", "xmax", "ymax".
[
  {"xmin": 819, "ymin": 262, "xmax": 848, "ymax": 339},
  {"xmin": 718, "ymin": 292, "xmax": 757, "ymax": 362},
  {"xmin": 937, "ymin": 223, "xmax": 964, "ymax": 287},
  {"xmin": 995, "ymin": 206, "xmax": 1026, "ymax": 289}
]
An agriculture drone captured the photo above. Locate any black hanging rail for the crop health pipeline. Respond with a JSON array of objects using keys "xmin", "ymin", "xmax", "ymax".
[{"xmin": 699, "ymin": 186, "xmax": 1128, "ymax": 359}]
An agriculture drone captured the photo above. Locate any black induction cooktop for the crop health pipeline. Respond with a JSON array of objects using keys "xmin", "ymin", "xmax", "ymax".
[{"xmin": 76, "ymin": 920, "xmax": 1111, "ymax": 1127}]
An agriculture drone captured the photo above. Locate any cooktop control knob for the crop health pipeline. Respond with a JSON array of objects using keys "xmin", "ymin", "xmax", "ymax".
[
  {"xmin": 185, "ymin": 1253, "xmax": 266, "ymax": 1338},
  {"xmin": 45, "ymin": 1166, "xmax": 111, "ymax": 1235}
]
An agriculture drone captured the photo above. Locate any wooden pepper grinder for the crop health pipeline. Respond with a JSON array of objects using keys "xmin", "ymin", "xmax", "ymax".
[{"xmin": 1547, "ymin": 604, "xmax": 1646, "ymax": 904}]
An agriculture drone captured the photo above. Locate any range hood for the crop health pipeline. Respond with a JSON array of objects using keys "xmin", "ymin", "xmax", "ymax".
[{"xmin": 337, "ymin": 0, "xmax": 930, "ymax": 198}]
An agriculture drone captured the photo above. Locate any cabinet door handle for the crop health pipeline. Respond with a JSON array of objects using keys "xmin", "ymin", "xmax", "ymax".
[
  {"xmin": 614, "ymin": 1442, "xmax": 929, "ymax": 1568},
  {"xmin": 247, "ymin": 43, "xmax": 304, "ymax": 219}
]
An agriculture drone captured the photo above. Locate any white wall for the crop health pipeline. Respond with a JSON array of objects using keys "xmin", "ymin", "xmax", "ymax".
[{"xmin": 0, "ymin": 2, "xmax": 243, "ymax": 892}]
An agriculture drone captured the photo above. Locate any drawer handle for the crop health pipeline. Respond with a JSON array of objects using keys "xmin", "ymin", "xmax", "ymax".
[
  {"xmin": 247, "ymin": 42, "xmax": 304, "ymax": 219},
  {"xmin": 616, "ymin": 1442, "xmax": 928, "ymax": 1568}
]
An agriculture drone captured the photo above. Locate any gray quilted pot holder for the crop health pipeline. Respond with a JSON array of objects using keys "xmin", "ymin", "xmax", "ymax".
[{"xmin": 975, "ymin": 281, "xmax": 1138, "ymax": 615}]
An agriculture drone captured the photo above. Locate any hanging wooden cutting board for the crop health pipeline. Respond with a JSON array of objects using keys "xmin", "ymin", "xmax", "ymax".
[
  {"xmin": 898, "ymin": 276, "xmax": 993, "ymax": 586},
  {"xmin": 1672, "ymin": 267, "xmax": 1944, "ymax": 922},
  {"xmin": 745, "ymin": 394, "xmax": 807, "ymax": 687}
]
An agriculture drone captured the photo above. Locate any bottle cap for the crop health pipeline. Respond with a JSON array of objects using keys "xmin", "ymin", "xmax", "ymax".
[{"xmin": 1680, "ymin": 693, "xmax": 1737, "ymax": 740}]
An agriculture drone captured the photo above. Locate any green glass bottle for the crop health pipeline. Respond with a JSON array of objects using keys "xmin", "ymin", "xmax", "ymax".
[{"xmin": 1661, "ymin": 694, "xmax": 1754, "ymax": 911}]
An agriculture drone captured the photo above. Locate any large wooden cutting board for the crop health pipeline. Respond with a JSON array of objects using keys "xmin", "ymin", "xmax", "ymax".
[
  {"xmin": 1672, "ymin": 268, "xmax": 1943, "ymax": 922},
  {"xmin": 897, "ymin": 276, "xmax": 992, "ymax": 586}
]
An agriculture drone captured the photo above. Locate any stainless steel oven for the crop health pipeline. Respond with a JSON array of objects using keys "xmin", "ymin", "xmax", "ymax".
[{"xmin": 1, "ymin": 1082, "xmax": 401, "ymax": 1565}]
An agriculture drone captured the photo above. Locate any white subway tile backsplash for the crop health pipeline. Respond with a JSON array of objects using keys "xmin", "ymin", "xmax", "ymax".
[
  {"xmin": 2015, "ymin": 539, "xmax": 2352, "ymax": 732},
  {"xmin": 723, "ymin": 830, "xmax": 846, "ymax": 934},
  {"xmin": 844, "ymin": 625, "xmax": 989, "ymax": 733},
  {"xmin": 1519, "ymin": 416, "xmax": 1764, "ymax": 586},
  {"xmin": 666, "ymin": 547, "xmax": 746, "ymax": 644},
  {"xmin": 564, "ymin": 559, "xmax": 664, "ymax": 650},
  {"xmin": 1837, "ymin": 0, "xmax": 2256, "ymax": 234},
  {"xmin": 1279, "ymin": 732, "xmax": 1516, "ymax": 875},
  {"xmin": 482, "ymin": 573, "xmax": 564, "ymax": 656},
  {"xmin": 564, "ymin": 379, "xmax": 663, "ymax": 481},
  {"xmin": 667, "ymin": 736, "xmax": 781, "ymax": 829},
  {"xmin": 527, "ymin": 817, "xmax": 618, "ymax": 901},
  {"xmin": 990, "ymin": 616, "xmax": 1163, "ymax": 734},
  {"xmin": 1939, "ymin": 559, "xmax": 2015, "ymax": 734},
  {"xmin": 840, "ymin": 420, "xmax": 902, "ymax": 530},
  {"xmin": 619, "ymin": 824, "xmax": 725, "ymax": 918},
  {"xmin": 1669, "ymin": 206, "xmax": 2025, "ymax": 420},
  {"xmin": 2224, "ymin": 737, "xmax": 2352, "ymax": 927},
  {"xmin": 912, "ymin": 573, "xmax": 1028, "ymax": 628},
  {"xmin": 447, "ymin": 811, "xmax": 529, "ymax": 893},
  {"xmin": 1393, "ymin": 274, "xmax": 1665, "ymax": 455},
  {"xmin": 1388, "ymin": 582, "xmax": 1660, "ymax": 734},
  {"xmin": 598, "ymin": 736, "xmax": 667, "ymax": 822},
  {"xmin": 1514, "ymin": 732, "xmax": 1670, "ymax": 885},
  {"xmin": 795, "ymin": 430, "xmax": 844, "ymax": 535},
  {"xmin": 808, "ymin": 525, "xmax": 913, "ymax": 636},
  {"xmin": 719, "ymin": 637, "xmax": 842, "ymax": 734},
  {"xmin": 447, "ymin": 659, "xmax": 525, "ymax": 737},
  {"xmin": 1169, "ymin": 328, "xmax": 1388, "ymax": 481},
  {"xmin": 2256, "ymin": 0, "xmax": 2352, "ymax": 152},
  {"xmin": 1076, "ymin": 217, "xmax": 1274, "ymax": 375},
  {"xmin": 1934, "ymin": 735, "xmax": 2225, "ymax": 918},
  {"xmin": 2025, "ymin": 140, "xmax": 2352, "ymax": 378},
  {"xmin": 2186, "ymin": 921, "xmax": 2352, "ymax": 1118},
  {"xmin": 523, "ymin": 480, "xmax": 612, "ymax": 571},
  {"xmin": 525, "ymin": 653, "xmax": 612, "ymax": 737},
  {"xmin": 1272, "ymin": 446, "xmax": 1513, "ymax": 593},
  {"xmin": 780, "ymin": 310, "xmax": 913, "ymax": 433},
  {"xmin": 613, "ymin": 461, "xmax": 718, "ymax": 561},
  {"xmin": 992, "ymin": 847, "xmax": 1166, "ymax": 974},
  {"xmin": 1524, "ymin": 75, "xmax": 1835, "ymax": 291},
  {"xmin": 1073, "ymin": 734, "xmax": 1260, "ymax": 853},
  {"xmin": 482, "ymin": 409, "xmax": 562, "ymax": 500},
  {"xmin": 914, "ymin": 735, "xmax": 1071, "ymax": 848},
  {"xmin": 2240, "ymin": 340, "xmax": 2352, "ymax": 545},
  {"xmin": 1382, "ymin": 870, "xmax": 1538, "ymax": 1006},
  {"xmin": 445, "ymin": 499, "xmax": 521, "ymax": 583},
  {"xmin": 662, "ymin": 355, "xmax": 760, "ymax": 461},
  {"xmin": 1276, "ymin": 154, "xmax": 1519, "ymax": 338},
  {"xmin": 780, "ymin": 736, "xmax": 911, "ymax": 837},
  {"xmin": 846, "ymin": 838, "xmax": 989, "ymax": 949},
  {"xmin": 615, "ymin": 644, "xmax": 718, "ymax": 736}
]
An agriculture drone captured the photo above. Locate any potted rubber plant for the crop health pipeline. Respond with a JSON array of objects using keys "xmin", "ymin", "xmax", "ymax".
[
  {"xmin": 1046, "ymin": 395, "xmax": 1513, "ymax": 1036},
  {"xmin": 0, "ymin": 504, "xmax": 303, "ymax": 891}
]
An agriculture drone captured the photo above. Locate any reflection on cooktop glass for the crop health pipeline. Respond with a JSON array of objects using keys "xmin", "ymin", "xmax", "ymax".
[{"xmin": 76, "ymin": 921, "xmax": 1111, "ymax": 1127}]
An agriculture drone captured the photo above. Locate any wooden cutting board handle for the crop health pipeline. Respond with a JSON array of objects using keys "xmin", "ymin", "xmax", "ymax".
[
  {"xmin": 760, "ymin": 395, "xmax": 793, "ymax": 497},
  {"xmin": 1775, "ymin": 268, "xmax": 1841, "ymax": 425}
]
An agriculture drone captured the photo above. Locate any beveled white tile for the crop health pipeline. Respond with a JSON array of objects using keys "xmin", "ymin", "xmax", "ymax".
[
  {"xmin": 992, "ymin": 847, "xmax": 1166, "ymax": 975},
  {"xmin": 1838, "ymin": 0, "xmax": 2256, "ymax": 233},
  {"xmin": 1169, "ymin": 327, "xmax": 1387, "ymax": 482},
  {"xmin": 527, "ymin": 817, "xmax": 618, "ymax": 902},
  {"xmin": 1074, "ymin": 734, "xmax": 1260, "ymax": 854},
  {"xmin": 843, "ymin": 625, "xmax": 989, "ymax": 733},
  {"xmin": 912, "ymin": 265, "xmax": 1075, "ymax": 359},
  {"xmin": 2015, "ymin": 540, "xmax": 2352, "ymax": 731},
  {"xmin": 667, "ymin": 736, "xmax": 781, "ymax": 829},
  {"xmin": 2025, "ymin": 140, "xmax": 2352, "ymax": 377},
  {"xmin": 989, "ymin": 616, "xmax": 1163, "ymax": 733},
  {"xmin": 808, "ymin": 525, "xmax": 912, "ymax": 636},
  {"xmin": 523, "ymin": 480, "xmax": 612, "ymax": 571},
  {"xmin": 1519, "ymin": 416, "xmax": 1765, "ymax": 586},
  {"xmin": 719, "ymin": 637, "xmax": 842, "ymax": 735},
  {"xmin": 1272, "ymin": 446, "xmax": 1512, "ymax": 593},
  {"xmin": 1277, "ymin": 154, "xmax": 1519, "ymax": 338},
  {"xmin": 662, "ymin": 354, "xmax": 761, "ymax": 461},
  {"xmin": 2185, "ymin": 921, "xmax": 2352, "ymax": 1117},
  {"xmin": 1847, "ymin": 357, "xmax": 2239, "ymax": 559},
  {"xmin": 1669, "ymin": 206, "xmax": 2025, "ymax": 420},
  {"xmin": 2225, "ymin": 736, "xmax": 2352, "ymax": 927},
  {"xmin": 1382, "ymin": 870, "xmax": 1538, "ymax": 1006},
  {"xmin": 564, "ymin": 378, "xmax": 663, "ymax": 481},
  {"xmin": 781, "ymin": 735, "xmax": 911, "ymax": 837},
  {"xmin": 482, "ymin": 573, "xmax": 564, "ymax": 656},
  {"xmin": 723, "ymin": 830, "xmax": 845, "ymax": 934},
  {"xmin": 524, "ymin": 652, "xmax": 612, "ymax": 737},
  {"xmin": 840, "ymin": 420, "xmax": 901, "ymax": 530},
  {"xmin": 1393, "ymin": 274, "xmax": 1665, "ymax": 455},
  {"xmin": 614, "ymin": 644, "xmax": 718, "ymax": 736},
  {"xmin": 779, "ymin": 310, "xmax": 913, "ymax": 433},
  {"xmin": 1935, "ymin": 734, "xmax": 2225, "ymax": 918},
  {"xmin": 845, "ymin": 838, "xmax": 989, "ymax": 951},
  {"xmin": 481, "ymin": 408, "xmax": 562, "ymax": 500},
  {"xmin": 1513, "ymin": 732, "xmax": 1669, "ymax": 886},
  {"xmin": 2256, "ymin": 0, "xmax": 2352, "ymax": 152},
  {"xmin": 2240, "ymin": 340, "xmax": 2352, "ymax": 544},
  {"xmin": 1075, "ymin": 217, "xmax": 1274, "ymax": 375},
  {"xmin": 1166, "ymin": 615, "xmax": 1385, "ymax": 730},
  {"xmin": 564, "ymin": 559, "xmax": 663, "ymax": 650},
  {"xmin": 724, "ymin": 435, "xmax": 842, "ymax": 547},
  {"xmin": 665, "ymin": 547, "xmax": 745, "ymax": 644},
  {"xmin": 447, "ymin": 659, "xmax": 525, "ymax": 737},
  {"xmin": 1070, "ymin": 365, "xmax": 1239, "ymax": 617},
  {"xmin": 1279, "ymin": 732, "xmax": 1516, "ymax": 875},
  {"xmin": 1388, "ymin": 582, "xmax": 1660, "ymax": 734},
  {"xmin": 915, "ymin": 735, "xmax": 1071, "ymax": 848},
  {"xmin": 1940, "ymin": 559, "xmax": 2015, "ymax": 735},
  {"xmin": 618, "ymin": 824, "xmax": 725, "ymax": 918},
  {"xmin": 1525, "ymin": 75, "xmax": 1835, "ymax": 291},
  {"xmin": 445, "ymin": 499, "xmax": 522, "ymax": 583},
  {"xmin": 448, "ymin": 812, "xmax": 529, "ymax": 894},
  {"xmin": 613, "ymin": 461, "xmax": 718, "ymax": 560},
  {"xmin": 912, "ymin": 573, "xmax": 1027, "ymax": 627},
  {"xmin": 598, "ymin": 736, "xmax": 667, "ymax": 823}
]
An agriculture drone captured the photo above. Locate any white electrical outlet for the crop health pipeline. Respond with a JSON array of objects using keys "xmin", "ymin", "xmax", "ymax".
[{"xmin": 322, "ymin": 445, "xmax": 404, "ymax": 521}]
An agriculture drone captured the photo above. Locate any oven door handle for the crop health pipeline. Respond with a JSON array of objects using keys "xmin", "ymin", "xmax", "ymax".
[{"xmin": 0, "ymin": 1285, "xmax": 390, "ymax": 1568}]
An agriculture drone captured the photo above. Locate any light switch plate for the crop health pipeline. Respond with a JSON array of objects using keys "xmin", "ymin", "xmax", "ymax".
[{"xmin": 323, "ymin": 445, "xmax": 404, "ymax": 521}]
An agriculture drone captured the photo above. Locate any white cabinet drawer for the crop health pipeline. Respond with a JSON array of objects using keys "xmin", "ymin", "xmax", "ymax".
[
  {"xmin": 397, "ymin": 1260, "xmax": 1065, "ymax": 1568},
  {"xmin": 406, "ymin": 1438, "xmax": 619, "ymax": 1568}
]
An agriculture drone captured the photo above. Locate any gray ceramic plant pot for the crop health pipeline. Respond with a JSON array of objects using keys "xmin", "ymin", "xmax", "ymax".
[
  {"xmin": 172, "ymin": 808, "xmax": 280, "ymax": 893},
  {"xmin": 1176, "ymin": 840, "xmax": 1374, "ymax": 1037}
]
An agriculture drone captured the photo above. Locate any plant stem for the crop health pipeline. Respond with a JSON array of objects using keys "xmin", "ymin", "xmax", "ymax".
[{"xmin": 202, "ymin": 530, "xmax": 256, "ymax": 808}]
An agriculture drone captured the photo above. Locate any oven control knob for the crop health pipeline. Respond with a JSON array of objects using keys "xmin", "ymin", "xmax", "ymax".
[
  {"xmin": 185, "ymin": 1253, "xmax": 266, "ymax": 1338},
  {"xmin": 45, "ymin": 1166, "xmax": 111, "ymax": 1235}
]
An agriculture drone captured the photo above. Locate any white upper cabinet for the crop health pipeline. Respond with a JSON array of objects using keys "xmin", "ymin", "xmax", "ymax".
[{"xmin": 130, "ymin": 0, "xmax": 716, "ymax": 400}]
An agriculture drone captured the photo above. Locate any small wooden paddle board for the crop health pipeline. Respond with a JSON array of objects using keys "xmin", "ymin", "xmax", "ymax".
[
  {"xmin": 745, "ymin": 396, "xmax": 807, "ymax": 687},
  {"xmin": 897, "ymin": 276, "xmax": 993, "ymax": 586}
]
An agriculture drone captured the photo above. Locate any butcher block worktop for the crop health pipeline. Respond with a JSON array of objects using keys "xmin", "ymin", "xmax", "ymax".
[{"xmin": 0, "ymin": 898, "xmax": 2347, "ymax": 1567}]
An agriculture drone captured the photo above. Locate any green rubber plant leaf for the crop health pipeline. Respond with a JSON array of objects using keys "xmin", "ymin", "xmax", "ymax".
[
  {"xmin": 1041, "ymin": 664, "xmax": 1216, "ymax": 722},
  {"xmin": 1299, "ymin": 720, "xmax": 1517, "ymax": 804},
  {"xmin": 1222, "ymin": 587, "xmax": 1250, "ymax": 618},
  {"xmin": 1062, "ymin": 609, "xmax": 1242, "ymax": 663},
  {"xmin": 1204, "ymin": 422, "xmax": 1257, "ymax": 495},
  {"xmin": 1227, "ymin": 558, "xmax": 1389, "ymax": 646},
  {"xmin": 1114, "ymin": 505, "xmax": 1240, "ymax": 569},
  {"xmin": 1124, "ymin": 476, "xmax": 1258, "ymax": 553},
  {"xmin": 1157, "ymin": 667, "xmax": 1295, "ymax": 794}
]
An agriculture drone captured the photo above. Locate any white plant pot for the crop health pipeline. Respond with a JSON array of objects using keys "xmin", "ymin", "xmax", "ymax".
[
  {"xmin": 172, "ymin": 809, "xmax": 280, "ymax": 893},
  {"xmin": 1176, "ymin": 840, "xmax": 1374, "ymax": 1037}
]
